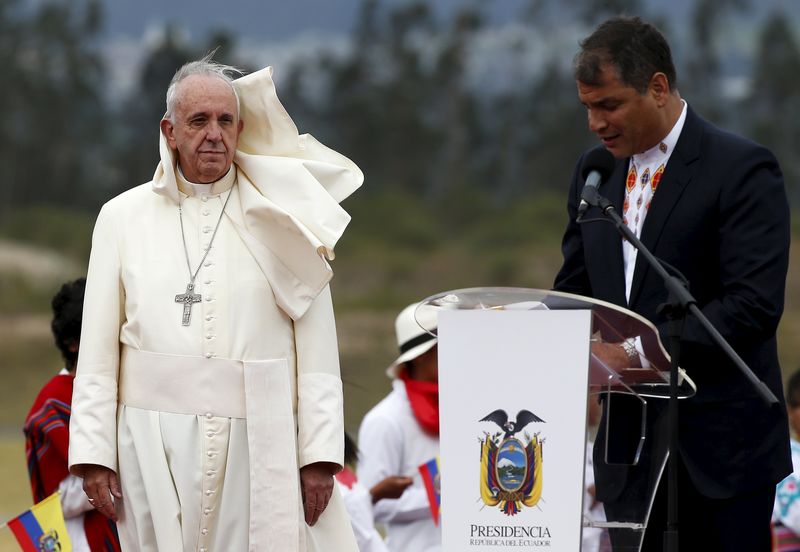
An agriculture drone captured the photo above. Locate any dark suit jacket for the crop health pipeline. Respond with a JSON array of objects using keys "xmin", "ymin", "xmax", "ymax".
[{"xmin": 554, "ymin": 105, "xmax": 792, "ymax": 499}]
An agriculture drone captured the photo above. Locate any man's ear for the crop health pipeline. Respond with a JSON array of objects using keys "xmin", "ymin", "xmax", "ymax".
[
  {"xmin": 649, "ymin": 72, "xmax": 671, "ymax": 106},
  {"xmin": 160, "ymin": 118, "xmax": 177, "ymax": 149}
]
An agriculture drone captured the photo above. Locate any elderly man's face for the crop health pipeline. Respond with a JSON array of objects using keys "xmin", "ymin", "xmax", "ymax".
[{"xmin": 161, "ymin": 74, "xmax": 243, "ymax": 183}]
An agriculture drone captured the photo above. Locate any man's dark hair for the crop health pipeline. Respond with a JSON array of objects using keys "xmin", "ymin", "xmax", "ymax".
[
  {"xmin": 787, "ymin": 369, "xmax": 800, "ymax": 408},
  {"xmin": 574, "ymin": 16, "xmax": 677, "ymax": 94},
  {"xmin": 51, "ymin": 278, "xmax": 86, "ymax": 369}
]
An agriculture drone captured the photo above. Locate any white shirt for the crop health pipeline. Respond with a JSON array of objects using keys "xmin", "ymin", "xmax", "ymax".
[
  {"xmin": 623, "ymin": 100, "xmax": 688, "ymax": 302},
  {"xmin": 336, "ymin": 479, "xmax": 390, "ymax": 552},
  {"xmin": 358, "ymin": 380, "xmax": 441, "ymax": 552}
]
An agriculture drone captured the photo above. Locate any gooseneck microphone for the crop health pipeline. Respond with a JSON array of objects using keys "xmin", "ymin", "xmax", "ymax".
[{"xmin": 577, "ymin": 146, "xmax": 616, "ymax": 219}]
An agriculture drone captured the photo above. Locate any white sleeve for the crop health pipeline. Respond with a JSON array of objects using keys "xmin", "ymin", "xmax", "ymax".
[
  {"xmin": 58, "ymin": 475, "xmax": 93, "ymax": 518},
  {"xmin": 294, "ymin": 285, "xmax": 344, "ymax": 469},
  {"xmin": 357, "ymin": 411, "xmax": 431, "ymax": 523},
  {"xmin": 633, "ymin": 336, "xmax": 651, "ymax": 369},
  {"xmin": 69, "ymin": 203, "xmax": 125, "ymax": 474},
  {"xmin": 338, "ymin": 483, "xmax": 389, "ymax": 552}
]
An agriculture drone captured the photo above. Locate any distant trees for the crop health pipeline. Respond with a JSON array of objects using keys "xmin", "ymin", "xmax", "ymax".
[
  {"xmin": 0, "ymin": 0, "xmax": 106, "ymax": 215},
  {"xmin": 745, "ymin": 12, "xmax": 800, "ymax": 204},
  {"xmin": 2, "ymin": 0, "xmax": 799, "ymax": 219}
]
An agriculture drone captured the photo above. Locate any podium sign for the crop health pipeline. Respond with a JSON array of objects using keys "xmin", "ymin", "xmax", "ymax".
[{"xmin": 438, "ymin": 309, "xmax": 592, "ymax": 551}]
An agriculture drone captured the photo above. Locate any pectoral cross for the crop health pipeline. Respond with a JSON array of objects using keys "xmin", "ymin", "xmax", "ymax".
[{"xmin": 175, "ymin": 282, "xmax": 202, "ymax": 326}]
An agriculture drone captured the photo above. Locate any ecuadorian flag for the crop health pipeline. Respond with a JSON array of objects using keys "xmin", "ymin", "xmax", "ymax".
[
  {"xmin": 4, "ymin": 492, "xmax": 72, "ymax": 552},
  {"xmin": 418, "ymin": 456, "xmax": 441, "ymax": 525}
]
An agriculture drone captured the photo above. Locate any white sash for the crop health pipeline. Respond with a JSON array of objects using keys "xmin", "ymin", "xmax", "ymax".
[{"xmin": 118, "ymin": 347, "xmax": 302, "ymax": 551}]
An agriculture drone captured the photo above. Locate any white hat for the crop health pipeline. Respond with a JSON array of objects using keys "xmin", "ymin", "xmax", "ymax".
[{"xmin": 386, "ymin": 302, "xmax": 438, "ymax": 378}]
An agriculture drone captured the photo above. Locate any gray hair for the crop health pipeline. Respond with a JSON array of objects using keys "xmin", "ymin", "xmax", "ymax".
[{"xmin": 164, "ymin": 52, "xmax": 243, "ymax": 122}]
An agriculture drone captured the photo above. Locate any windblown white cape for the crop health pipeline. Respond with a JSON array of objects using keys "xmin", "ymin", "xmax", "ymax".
[{"xmin": 69, "ymin": 67, "xmax": 363, "ymax": 552}]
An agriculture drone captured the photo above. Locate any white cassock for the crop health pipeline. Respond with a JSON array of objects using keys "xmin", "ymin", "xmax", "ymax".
[{"xmin": 69, "ymin": 67, "xmax": 363, "ymax": 552}]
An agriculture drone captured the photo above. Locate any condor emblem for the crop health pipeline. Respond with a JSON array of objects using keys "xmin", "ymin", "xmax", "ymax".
[
  {"xmin": 479, "ymin": 409, "xmax": 545, "ymax": 516},
  {"xmin": 39, "ymin": 529, "xmax": 63, "ymax": 551}
]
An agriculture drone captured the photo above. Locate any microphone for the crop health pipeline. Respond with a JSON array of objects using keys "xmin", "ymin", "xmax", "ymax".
[{"xmin": 577, "ymin": 146, "xmax": 616, "ymax": 218}]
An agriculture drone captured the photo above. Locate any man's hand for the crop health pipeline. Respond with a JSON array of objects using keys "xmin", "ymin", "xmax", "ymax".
[
  {"xmin": 300, "ymin": 462, "xmax": 336, "ymax": 526},
  {"xmin": 369, "ymin": 475, "xmax": 413, "ymax": 503},
  {"xmin": 80, "ymin": 464, "xmax": 122, "ymax": 521},
  {"xmin": 587, "ymin": 483, "xmax": 600, "ymax": 510},
  {"xmin": 591, "ymin": 341, "xmax": 633, "ymax": 372}
]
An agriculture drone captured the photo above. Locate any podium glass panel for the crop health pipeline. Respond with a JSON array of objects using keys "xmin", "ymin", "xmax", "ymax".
[{"xmin": 418, "ymin": 287, "xmax": 696, "ymax": 552}]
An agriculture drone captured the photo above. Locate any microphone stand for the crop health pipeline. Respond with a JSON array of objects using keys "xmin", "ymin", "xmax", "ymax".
[{"xmin": 579, "ymin": 186, "xmax": 779, "ymax": 552}]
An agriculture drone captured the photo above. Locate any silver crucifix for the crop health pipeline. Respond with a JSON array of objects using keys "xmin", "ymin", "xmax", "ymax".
[{"xmin": 175, "ymin": 282, "xmax": 202, "ymax": 326}]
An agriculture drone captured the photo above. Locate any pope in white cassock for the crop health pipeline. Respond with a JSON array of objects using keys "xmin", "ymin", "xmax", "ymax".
[{"xmin": 68, "ymin": 56, "xmax": 363, "ymax": 552}]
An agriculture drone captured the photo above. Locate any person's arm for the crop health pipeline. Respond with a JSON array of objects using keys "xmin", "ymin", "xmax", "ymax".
[
  {"xmin": 294, "ymin": 284, "xmax": 344, "ymax": 525},
  {"xmin": 338, "ymin": 482, "xmax": 391, "ymax": 552},
  {"xmin": 555, "ymin": 160, "xmax": 641, "ymax": 370},
  {"xmin": 675, "ymin": 146, "xmax": 789, "ymax": 351},
  {"xmin": 369, "ymin": 475, "xmax": 413, "ymax": 503},
  {"xmin": 58, "ymin": 474, "xmax": 94, "ymax": 518},
  {"xmin": 69, "ymin": 203, "xmax": 124, "ymax": 477},
  {"xmin": 553, "ymin": 155, "xmax": 593, "ymax": 296},
  {"xmin": 357, "ymin": 412, "xmax": 432, "ymax": 523}
]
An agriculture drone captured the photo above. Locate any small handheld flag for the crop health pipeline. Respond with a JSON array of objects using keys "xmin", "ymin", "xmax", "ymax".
[
  {"xmin": 2, "ymin": 492, "xmax": 72, "ymax": 552},
  {"xmin": 418, "ymin": 456, "xmax": 441, "ymax": 525}
]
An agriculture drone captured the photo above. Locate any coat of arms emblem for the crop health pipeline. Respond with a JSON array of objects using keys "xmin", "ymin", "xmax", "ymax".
[
  {"xmin": 479, "ymin": 408, "xmax": 545, "ymax": 516},
  {"xmin": 39, "ymin": 528, "xmax": 63, "ymax": 551}
]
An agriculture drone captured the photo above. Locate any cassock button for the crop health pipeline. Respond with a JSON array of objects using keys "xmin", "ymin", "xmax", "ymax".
[
  {"xmin": 202, "ymin": 226, "xmax": 212, "ymax": 234},
  {"xmin": 206, "ymin": 334, "xmax": 213, "ymax": 340},
  {"xmin": 205, "ymin": 352, "xmax": 213, "ymax": 359},
  {"xmin": 206, "ymin": 431, "xmax": 214, "ymax": 437},
  {"xmin": 206, "ymin": 470, "xmax": 214, "ymax": 477},
  {"xmin": 202, "ymin": 209, "xmax": 210, "ymax": 216},
  {"xmin": 204, "ymin": 261, "xmax": 213, "ymax": 267},
  {"xmin": 205, "ymin": 490, "xmax": 214, "ymax": 496},
  {"xmin": 205, "ymin": 315, "xmax": 213, "ymax": 322},
  {"xmin": 201, "ymin": 196, "xmax": 208, "ymax": 202},
  {"xmin": 205, "ymin": 296, "xmax": 213, "ymax": 302},
  {"xmin": 201, "ymin": 528, "xmax": 209, "ymax": 535},
  {"xmin": 207, "ymin": 451, "xmax": 214, "ymax": 457},
  {"xmin": 205, "ymin": 412, "xmax": 213, "ymax": 419},
  {"xmin": 204, "ymin": 507, "xmax": 212, "ymax": 515}
]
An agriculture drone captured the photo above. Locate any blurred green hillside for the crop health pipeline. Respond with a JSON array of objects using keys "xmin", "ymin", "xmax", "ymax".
[
  {"xmin": 2, "ymin": 0, "xmax": 800, "ymax": 534},
  {"xmin": 2, "ymin": 198, "xmax": 800, "ymax": 524}
]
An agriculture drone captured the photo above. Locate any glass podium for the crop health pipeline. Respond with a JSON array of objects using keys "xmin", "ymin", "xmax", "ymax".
[{"xmin": 417, "ymin": 287, "xmax": 696, "ymax": 552}]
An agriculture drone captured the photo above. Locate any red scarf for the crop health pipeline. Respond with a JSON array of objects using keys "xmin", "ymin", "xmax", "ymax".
[
  {"xmin": 399, "ymin": 371, "xmax": 440, "ymax": 436},
  {"xmin": 335, "ymin": 466, "xmax": 358, "ymax": 490}
]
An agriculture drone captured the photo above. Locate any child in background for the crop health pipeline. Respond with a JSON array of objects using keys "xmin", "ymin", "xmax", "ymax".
[
  {"xmin": 23, "ymin": 279, "xmax": 120, "ymax": 551},
  {"xmin": 336, "ymin": 434, "xmax": 412, "ymax": 552},
  {"xmin": 773, "ymin": 369, "xmax": 800, "ymax": 551}
]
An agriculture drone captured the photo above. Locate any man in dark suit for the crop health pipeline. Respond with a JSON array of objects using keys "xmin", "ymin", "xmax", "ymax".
[{"xmin": 554, "ymin": 16, "xmax": 791, "ymax": 551}]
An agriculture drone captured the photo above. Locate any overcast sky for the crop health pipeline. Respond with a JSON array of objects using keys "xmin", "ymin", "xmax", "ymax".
[
  {"xmin": 95, "ymin": 0, "xmax": 797, "ymax": 102},
  {"xmin": 101, "ymin": 0, "xmax": 532, "ymax": 41},
  {"xmin": 98, "ymin": 0, "xmax": 797, "ymax": 43}
]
